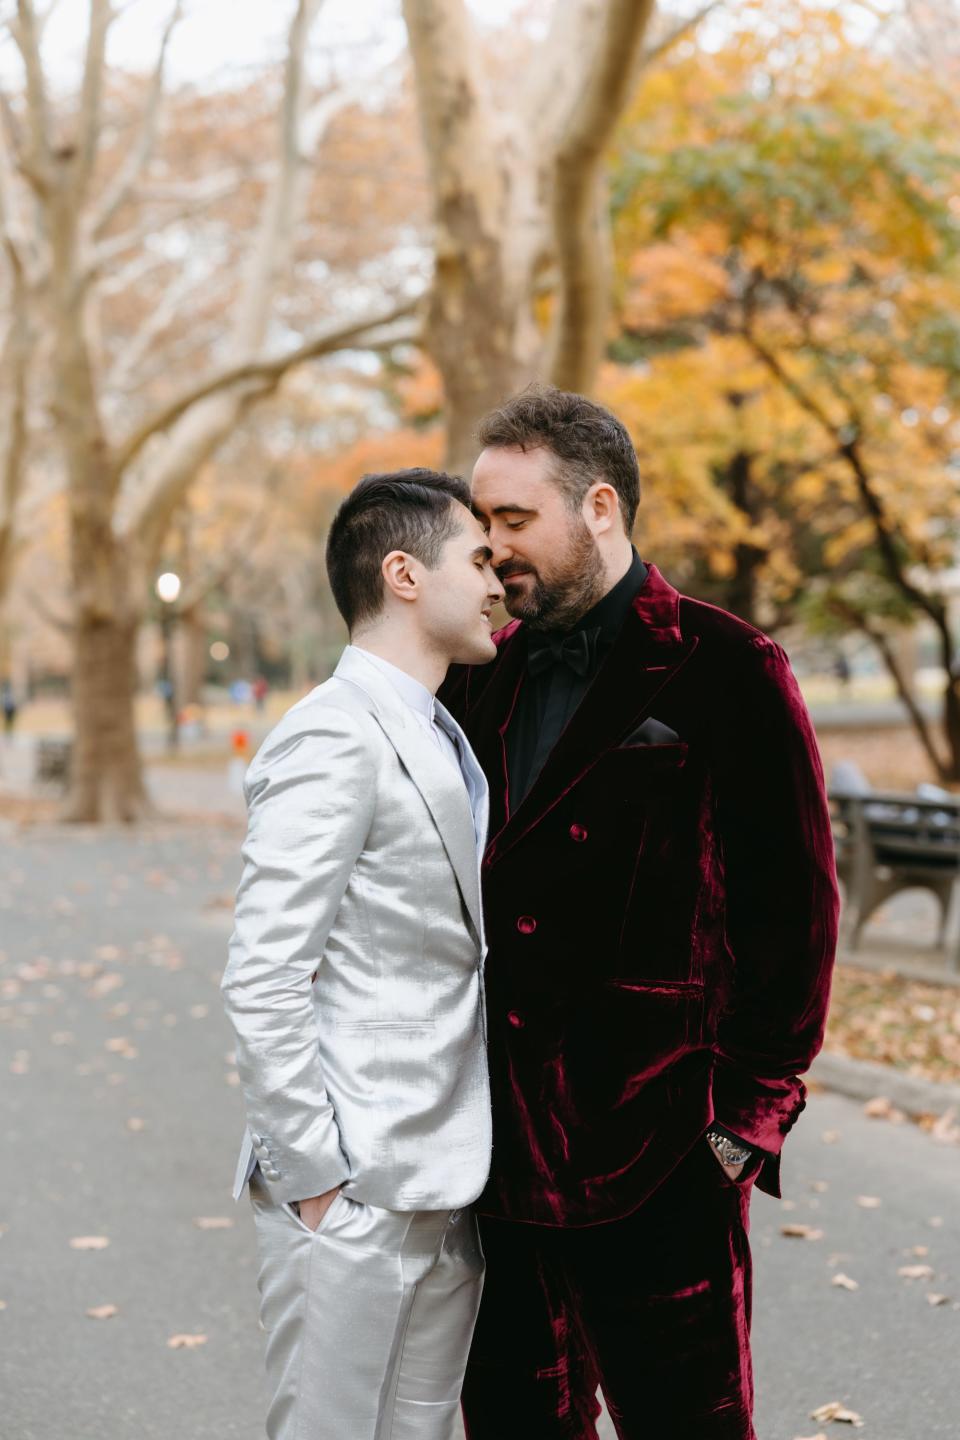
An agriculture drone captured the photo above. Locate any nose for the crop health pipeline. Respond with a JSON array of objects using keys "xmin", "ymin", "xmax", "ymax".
[
  {"xmin": 488, "ymin": 529, "xmax": 513, "ymax": 571},
  {"xmin": 489, "ymin": 572, "xmax": 506, "ymax": 604}
]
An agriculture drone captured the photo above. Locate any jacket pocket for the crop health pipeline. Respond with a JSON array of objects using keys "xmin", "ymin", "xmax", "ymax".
[{"xmin": 605, "ymin": 978, "xmax": 705, "ymax": 996}]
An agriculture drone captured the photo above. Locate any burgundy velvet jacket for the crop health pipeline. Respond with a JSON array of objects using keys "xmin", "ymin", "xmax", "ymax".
[{"xmin": 439, "ymin": 563, "xmax": 839, "ymax": 1226}]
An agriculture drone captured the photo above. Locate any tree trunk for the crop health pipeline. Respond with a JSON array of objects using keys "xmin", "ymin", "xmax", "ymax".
[
  {"xmin": 65, "ymin": 597, "xmax": 152, "ymax": 822},
  {"xmin": 176, "ymin": 603, "xmax": 209, "ymax": 710},
  {"xmin": 427, "ymin": 249, "xmax": 538, "ymax": 475},
  {"xmin": 723, "ymin": 449, "xmax": 766, "ymax": 627},
  {"xmin": 832, "ymin": 597, "xmax": 950, "ymax": 782},
  {"xmin": 936, "ymin": 624, "xmax": 960, "ymax": 783}
]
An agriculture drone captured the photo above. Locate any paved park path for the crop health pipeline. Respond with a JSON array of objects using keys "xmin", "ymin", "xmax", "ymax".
[{"xmin": 1, "ymin": 815, "xmax": 958, "ymax": 1440}]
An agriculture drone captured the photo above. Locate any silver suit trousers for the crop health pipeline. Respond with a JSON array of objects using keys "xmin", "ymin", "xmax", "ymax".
[{"xmin": 249, "ymin": 1172, "xmax": 485, "ymax": 1439}]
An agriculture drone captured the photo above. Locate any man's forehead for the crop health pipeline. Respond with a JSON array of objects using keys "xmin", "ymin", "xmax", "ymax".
[{"xmin": 471, "ymin": 449, "xmax": 556, "ymax": 510}]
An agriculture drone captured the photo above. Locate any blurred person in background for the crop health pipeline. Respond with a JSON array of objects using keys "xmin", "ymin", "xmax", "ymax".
[
  {"xmin": 222, "ymin": 469, "xmax": 504, "ymax": 1440},
  {"xmin": 440, "ymin": 387, "xmax": 839, "ymax": 1440},
  {"xmin": 1, "ymin": 678, "xmax": 17, "ymax": 737}
]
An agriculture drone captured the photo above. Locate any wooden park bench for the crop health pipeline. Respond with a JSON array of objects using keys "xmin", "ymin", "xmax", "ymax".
[
  {"xmin": 829, "ymin": 788, "xmax": 960, "ymax": 970},
  {"xmin": 34, "ymin": 738, "xmax": 72, "ymax": 792}
]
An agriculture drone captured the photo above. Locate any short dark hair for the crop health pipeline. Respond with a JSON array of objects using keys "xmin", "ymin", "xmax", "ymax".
[
  {"xmin": 326, "ymin": 468, "xmax": 471, "ymax": 631},
  {"xmin": 476, "ymin": 385, "xmax": 640, "ymax": 532}
]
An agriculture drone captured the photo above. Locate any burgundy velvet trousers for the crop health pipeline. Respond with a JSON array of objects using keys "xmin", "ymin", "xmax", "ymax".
[{"xmin": 461, "ymin": 1140, "xmax": 757, "ymax": 1440}]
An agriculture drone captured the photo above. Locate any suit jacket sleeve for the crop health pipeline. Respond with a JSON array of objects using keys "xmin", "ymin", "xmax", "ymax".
[
  {"xmin": 711, "ymin": 635, "xmax": 839, "ymax": 1182},
  {"xmin": 221, "ymin": 705, "xmax": 376, "ymax": 1205}
]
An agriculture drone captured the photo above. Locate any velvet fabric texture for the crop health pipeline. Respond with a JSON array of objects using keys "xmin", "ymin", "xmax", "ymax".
[
  {"xmin": 461, "ymin": 1140, "xmax": 758, "ymax": 1440},
  {"xmin": 439, "ymin": 563, "xmax": 839, "ymax": 1226}
]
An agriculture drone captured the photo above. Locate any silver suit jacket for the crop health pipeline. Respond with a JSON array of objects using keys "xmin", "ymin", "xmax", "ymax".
[{"xmin": 222, "ymin": 647, "xmax": 492, "ymax": 1210}]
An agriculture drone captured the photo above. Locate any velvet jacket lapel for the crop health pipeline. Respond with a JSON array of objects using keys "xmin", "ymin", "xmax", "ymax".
[
  {"xmin": 334, "ymin": 650, "xmax": 483, "ymax": 942},
  {"xmin": 481, "ymin": 564, "xmax": 699, "ymax": 867}
]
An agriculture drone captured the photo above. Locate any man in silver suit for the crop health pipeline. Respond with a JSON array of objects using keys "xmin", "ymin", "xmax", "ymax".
[{"xmin": 222, "ymin": 468, "xmax": 505, "ymax": 1440}]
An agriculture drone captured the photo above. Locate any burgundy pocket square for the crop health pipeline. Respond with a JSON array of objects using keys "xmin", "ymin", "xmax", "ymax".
[{"xmin": 622, "ymin": 717, "xmax": 681, "ymax": 746}]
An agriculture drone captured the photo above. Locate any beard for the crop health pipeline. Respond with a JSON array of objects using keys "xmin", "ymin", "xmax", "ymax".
[{"xmin": 498, "ymin": 516, "xmax": 606, "ymax": 631}]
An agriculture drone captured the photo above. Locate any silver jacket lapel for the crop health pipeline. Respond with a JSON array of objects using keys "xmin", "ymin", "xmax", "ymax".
[{"xmin": 334, "ymin": 650, "xmax": 483, "ymax": 943}]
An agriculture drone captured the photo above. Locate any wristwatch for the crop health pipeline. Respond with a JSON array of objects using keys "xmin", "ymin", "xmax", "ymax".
[{"xmin": 706, "ymin": 1131, "xmax": 753, "ymax": 1167}]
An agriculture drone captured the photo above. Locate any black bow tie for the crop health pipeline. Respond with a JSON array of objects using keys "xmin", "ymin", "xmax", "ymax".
[{"xmin": 527, "ymin": 627, "xmax": 601, "ymax": 679}]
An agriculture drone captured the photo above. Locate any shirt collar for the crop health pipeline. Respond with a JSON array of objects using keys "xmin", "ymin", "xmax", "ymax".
[
  {"xmin": 346, "ymin": 646, "xmax": 436, "ymax": 723},
  {"xmin": 570, "ymin": 547, "xmax": 648, "ymax": 643}
]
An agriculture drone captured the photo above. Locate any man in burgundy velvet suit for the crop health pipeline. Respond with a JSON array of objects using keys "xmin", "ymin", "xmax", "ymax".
[{"xmin": 438, "ymin": 388, "xmax": 839, "ymax": 1439}]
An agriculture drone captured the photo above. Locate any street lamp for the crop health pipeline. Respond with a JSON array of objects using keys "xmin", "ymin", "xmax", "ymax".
[{"xmin": 155, "ymin": 572, "xmax": 181, "ymax": 751}]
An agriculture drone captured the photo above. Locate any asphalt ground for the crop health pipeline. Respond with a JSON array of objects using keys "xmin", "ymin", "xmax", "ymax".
[{"xmin": 1, "ymin": 819, "xmax": 958, "ymax": 1440}]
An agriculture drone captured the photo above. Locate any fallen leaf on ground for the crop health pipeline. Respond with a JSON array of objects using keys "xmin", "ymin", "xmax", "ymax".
[
  {"xmin": 0, "ymin": 1300, "xmax": 7, "ymax": 1310},
  {"xmin": 929, "ymin": 1109, "xmax": 960, "ymax": 1145},
  {"xmin": 811, "ymin": 1181, "xmax": 829, "ymax": 1193},
  {"xmin": 909, "ymin": 1245, "xmax": 929, "ymax": 1257},
  {"xmin": 126, "ymin": 1117, "xmax": 145, "ymax": 1132},
  {"xmin": 821, "ymin": 1130, "xmax": 840, "ymax": 1144},
  {"xmin": 831, "ymin": 1273, "xmax": 859, "ymax": 1291},
  {"xmin": 781, "ymin": 1224, "xmax": 824, "ymax": 1240},
  {"xmin": 104, "ymin": 1037, "xmax": 137, "ymax": 1058},
  {"xmin": 810, "ymin": 1401, "xmax": 864, "ymax": 1426},
  {"xmin": 927, "ymin": 1292, "xmax": 950, "ymax": 1306},
  {"xmin": 69, "ymin": 1236, "xmax": 110, "ymax": 1251},
  {"xmin": 793, "ymin": 1434, "xmax": 827, "ymax": 1440},
  {"xmin": 863, "ymin": 1096, "xmax": 894, "ymax": 1118},
  {"xmin": 193, "ymin": 1217, "xmax": 233, "ymax": 1230},
  {"xmin": 856, "ymin": 1196, "xmax": 882, "ymax": 1209},
  {"xmin": 85, "ymin": 1304, "xmax": 118, "ymax": 1320},
  {"xmin": 167, "ymin": 1333, "xmax": 207, "ymax": 1349},
  {"xmin": 898, "ymin": 1264, "xmax": 935, "ymax": 1280}
]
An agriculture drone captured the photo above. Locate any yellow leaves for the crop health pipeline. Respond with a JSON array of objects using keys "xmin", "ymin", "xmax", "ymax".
[
  {"xmin": 167, "ymin": 1333, "xmax": 208, "ymax": 1350},
  {"xmin": 69, "ymin": 1236, "xmax": 110, "ymax": 1251},
  {"xmin": 621, "ymin": 244, "xmax": 729, "ymax": 328},
  {"xmin": 393, "ymin": 353, "xmax": 444, "ymax": 422},
  {"xmin": 781, "ymin": 1223, "xmax": 824, "ymax": 1240},
  {"xmin": 85, "ymin": 1304, "xmax": 118, "ymax": 1320},
  {"xmin": 313, "ymin": 429, "xmax": 445, "ymax": 498}
]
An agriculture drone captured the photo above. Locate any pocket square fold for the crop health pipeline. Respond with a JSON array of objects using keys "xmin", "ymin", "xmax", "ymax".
[{"xmin": 621, "ymin": 717, "xmax": 681, "ymax": 746}]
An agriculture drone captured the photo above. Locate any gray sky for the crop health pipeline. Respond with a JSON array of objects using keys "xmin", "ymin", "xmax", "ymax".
[{"xmin": 1, "ymin": 0, "xmax": 531, "ymax": 88}]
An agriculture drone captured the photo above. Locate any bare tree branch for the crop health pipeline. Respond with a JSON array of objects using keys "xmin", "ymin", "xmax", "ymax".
[
  {"xmin": 827, "ymin": 592, "xmax": 949, "ymax": 779},
  {"xmin": 232, "ymin": 0, "xmax": 325, "ymax": 356},
  {"xmin": 112, "ymin": 297, "xmax": 419, "ymax": 482},
  {"xmin": 72, "ymin": 0, "xmax": 112, "ymax": 203},
  {"xmin": 545, "ymin": 0, "xmax": 657, "ymax": 392},
  {"xmin": 89, "ymin": 0, "xmax": 184, "ymax": 240},
  {"xmin": 744, "ymin": 327, "xmax": 948, "ymax": 627},
  {"xmin": 11, "ymin": 0, "xmax": 53, "ymax": 192},
  {"xmin": 640, "ymin": 1, "xmax": 723, "ymax": 70}
]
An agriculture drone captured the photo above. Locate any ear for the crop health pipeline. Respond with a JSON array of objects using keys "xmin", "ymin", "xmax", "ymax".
[
  {"xmin": 583, "ymin": 482, "xmax": 620, "ymax": 536},
  {"xmin": 381, "ymin": 549, "xmax": 419, "ymax": 604}
]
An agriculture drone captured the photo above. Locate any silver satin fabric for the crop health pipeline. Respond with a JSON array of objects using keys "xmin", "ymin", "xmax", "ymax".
[
  {"xmin": 249, "ymin": 1173, "xmax": 484, "ymax": 1440},
  {"xmin": 221, "ymin": 647, "xmax": 492, "ymax": 1213}
]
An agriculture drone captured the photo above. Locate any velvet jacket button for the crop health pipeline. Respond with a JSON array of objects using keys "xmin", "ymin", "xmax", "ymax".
[
  {"xmin": 569, "ymin": 823, "xmax": 588, "ymax": 842},
  {"xmin": 516, "ymin": 915, "xmax": 537, "ymax": 934},
  {"xmin": 507, "ymin": 1011, "xmax": 525, "ymax": 1028}
]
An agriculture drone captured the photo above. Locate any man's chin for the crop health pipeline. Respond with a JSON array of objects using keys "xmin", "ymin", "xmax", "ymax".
[{"xmin": 453, "ymin": 633, "xmax": 499, "ymax": 666}]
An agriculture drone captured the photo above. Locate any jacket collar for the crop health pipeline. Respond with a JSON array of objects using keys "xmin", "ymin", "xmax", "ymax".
[
  {"xmin": 333, "ymin": 647, "xmax": 484, "ymax": 941},
  {"xmin": 477, "ymin": 564, "xmax": 698, "ymax": 866}
]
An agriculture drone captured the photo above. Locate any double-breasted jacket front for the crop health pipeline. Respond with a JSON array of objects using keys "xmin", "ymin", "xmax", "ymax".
[{"xmin": 439, "ymin": 563, "xmax": 839, "ymax": 1225}]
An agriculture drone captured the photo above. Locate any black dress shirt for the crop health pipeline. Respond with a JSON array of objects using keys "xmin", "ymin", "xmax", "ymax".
[{"xmin": 506, "ymin": 549, "xmax": 648, "ymax": 809}]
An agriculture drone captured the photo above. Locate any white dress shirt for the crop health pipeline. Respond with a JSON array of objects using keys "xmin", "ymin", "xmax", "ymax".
[{"xmin": 347, "ymin": 647, "xmax": 486, "ymax": 854}]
